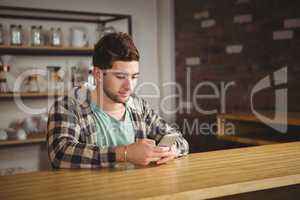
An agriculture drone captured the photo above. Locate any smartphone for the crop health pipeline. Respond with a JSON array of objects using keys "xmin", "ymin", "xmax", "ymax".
[{"xmin": 158, "ymin": 133, "xmax": 179, "ymax": 147}]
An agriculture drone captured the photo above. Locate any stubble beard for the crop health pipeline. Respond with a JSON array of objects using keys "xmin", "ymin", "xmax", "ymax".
[{"xmin": 103, "ymin": 86, "xmax": 129, "ymax": 104}]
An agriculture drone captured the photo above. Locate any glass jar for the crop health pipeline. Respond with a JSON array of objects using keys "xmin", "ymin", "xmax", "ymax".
[
  {"xmin": 50, "ymin": 27, "xmax": 63, "ymax": 47},
  {"xmin": 31, "ymin": 25, "xmax": 43, "ymax": 46},
  {"xmin": 38, "ymin": 26, "xmax": 44, "ymax": 45},
  {"xmin": 10, "ymin": 24, "xmax": 22, "ymax": 46}
]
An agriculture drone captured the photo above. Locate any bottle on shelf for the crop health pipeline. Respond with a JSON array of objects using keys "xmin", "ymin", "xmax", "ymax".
[
  {"xmin": 10, "ymin": 24, "xmax": 23, "ymax": 46},
  {"xmin": 31, "ymin": 25, "xmax": 44, "ymax": 46},
  {"xmin": 50, "ymin": 27, "xmax": 63, "ymax": 47},
  {"xmin": 31, "ymin": 25, "xmax": 38, "ymax": 46},
  {"xmin": 38, "ymin": 26, "xmax": 44, "ymax": 46}
]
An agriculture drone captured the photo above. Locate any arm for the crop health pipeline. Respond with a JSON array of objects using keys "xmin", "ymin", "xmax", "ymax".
[
  {"xmin": 47, "ymin": 96, "xmax": 175, "ymax": 168},
  {"xmin": 47, "ymin": 99, "xmax": 126, "ymax": 168}
]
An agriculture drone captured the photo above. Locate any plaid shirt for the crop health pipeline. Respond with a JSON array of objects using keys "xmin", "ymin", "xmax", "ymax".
[{"xmin": 47, "ymin": 86, "xmax": 189, "ymax": 168}]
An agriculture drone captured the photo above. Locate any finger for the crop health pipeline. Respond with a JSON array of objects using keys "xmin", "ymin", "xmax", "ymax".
[
  {"xmin": 155, "ymin": 148, "xmax": 178, "ymax": 158},
  {"xmin": 156, "ymin": 157, "xmax": 169, "ymax": 164},
  {"xmin": 151, "ymin": 150, "xmax": 171, "ymax": 158},
  {"xmin": 141, "ymin": 139, "xmax": 156, "ymax": 146},
  {"xmin": 146, "ymin": 157, "xmax": 162, "ymax": 162},
  {"xmin": 156, "ymin": 155, "xmax": 175, "ymax": 164},
  {"xmin": 156, "ymin": 150, "xmax": 177, "ymax": 161},
  {"xmin": 153, "ymin": 146, "xmax": 170, "ymax": 153}
]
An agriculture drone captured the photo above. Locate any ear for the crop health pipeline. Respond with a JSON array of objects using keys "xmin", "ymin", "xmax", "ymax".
[{"xmin": 93, "ymin": 67, "xmax": 102, "ymax": 81}]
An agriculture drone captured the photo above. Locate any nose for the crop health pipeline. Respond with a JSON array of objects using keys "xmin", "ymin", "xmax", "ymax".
[{"xmin": 123, "ymin": 77, "xmax": 134, "ymax": 91}]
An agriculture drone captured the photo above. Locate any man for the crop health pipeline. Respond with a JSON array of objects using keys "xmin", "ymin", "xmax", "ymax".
[{"xmin": 47, "ymin": 32, "xmax": 189, "ymax": 168}]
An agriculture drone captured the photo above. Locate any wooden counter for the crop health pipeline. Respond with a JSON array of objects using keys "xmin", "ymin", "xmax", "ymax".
[
  {"xmin": 1, "ymin": 142, "xmax": 300, "ymax": 200},
  {"xmin": 217, "ymin": 112, "xmax": 300, "ymax": 145},
  {"xmin": 217, "ymin": 112, "xmax": 300, "ymax": 126}
]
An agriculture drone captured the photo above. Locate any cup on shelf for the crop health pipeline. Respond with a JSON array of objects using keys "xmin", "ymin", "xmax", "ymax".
[
  {"xmin": 70, "ymin": 27, "xmax": 89, "ymax": 48},
  {"xmin": 9, "ymin": 114, "xmax": 46, "ymax": 135},
  {"xmin": 0, "ymin": 129, "xmax": 8, "ymax": 140},
  {"xmin": 24, "ymin": 74, "xmax": 40, "ymax": 92},
  {"xmin": 21, "ymin": 117, "xmax": 39, "ymax": 134},
  {"xmin": 6, "ymin": 128, "xmax": 27, "ymax": 140}
]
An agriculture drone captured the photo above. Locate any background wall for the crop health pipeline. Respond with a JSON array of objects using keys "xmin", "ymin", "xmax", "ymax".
[
  {"xmin": 175, "ymin": 0, "xmax": 300, "ymax": 152},
  {"xmin": 157, "ymin": 0, "xmax": 176, "ymax": 122},
  {"xmin": 0, "ymin": 0, "xmax": 179, "ymax": 129}
]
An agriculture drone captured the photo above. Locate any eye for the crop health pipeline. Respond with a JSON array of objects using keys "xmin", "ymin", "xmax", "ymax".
[
  {"xmin": 132, "ymin": 75, "xmax": 139, "ymax": 80},
  {"xmin": 115, "ymin": 75, "xmax": 127, "ymax": 79}
]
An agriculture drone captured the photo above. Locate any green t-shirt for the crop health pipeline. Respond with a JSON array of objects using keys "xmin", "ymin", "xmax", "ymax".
[{"xmin": 91, "ymin": 102, "xmax": 135, "ymax": 147}]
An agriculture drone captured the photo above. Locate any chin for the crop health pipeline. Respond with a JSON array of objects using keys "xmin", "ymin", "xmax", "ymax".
[
  {"xmin": 114, "ymin": 96, "xmax": 129, "ymax": 103},
  {"xmin": 120, "ymin": 97, "xmax": 130, "ymax": 103}
]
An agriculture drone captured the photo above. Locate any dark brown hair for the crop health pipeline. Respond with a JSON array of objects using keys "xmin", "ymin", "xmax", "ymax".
[{"xmin": 93, "ymin": 32, "xmax": 140, "ymax": 69}]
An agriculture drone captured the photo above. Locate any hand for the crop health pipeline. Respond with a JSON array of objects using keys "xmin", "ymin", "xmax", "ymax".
[
  {"xmin": 156, "ymin": 145, "xmax": 177, "ymax": 165},
  {"xmin": 126, "ymin": 139, "xmax": 170, "ymax": 166}
]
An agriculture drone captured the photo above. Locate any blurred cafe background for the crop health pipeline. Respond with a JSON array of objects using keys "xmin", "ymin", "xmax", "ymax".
[{"xmin": 0, "ymin": 0, "xmax": 300, "ymax": 177}]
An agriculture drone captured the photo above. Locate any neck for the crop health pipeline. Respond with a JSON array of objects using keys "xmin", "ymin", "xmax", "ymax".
[{"xmin": 91, "ymin": 84, "xmax": 125, "ymax": 113}]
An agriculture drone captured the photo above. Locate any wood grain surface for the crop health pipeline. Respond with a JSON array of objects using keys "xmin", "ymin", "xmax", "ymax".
[{"xmin": 1, "ymin": 142, "xmax": 300, "ymax": 200}]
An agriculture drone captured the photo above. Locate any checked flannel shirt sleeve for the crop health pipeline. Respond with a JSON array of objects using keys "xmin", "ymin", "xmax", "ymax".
[
  {"xmin": 47, "ymin": 98, "xmax": 116, "ymax": 169},
  {"xmin": 141, "ymin": 99, "xmax": 189, "ymax": 156}
]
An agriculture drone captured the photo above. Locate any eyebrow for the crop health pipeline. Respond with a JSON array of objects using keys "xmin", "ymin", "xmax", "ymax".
[{"xmin": 113, "ymin": 72, "xmax": 140, "ymax": 76}]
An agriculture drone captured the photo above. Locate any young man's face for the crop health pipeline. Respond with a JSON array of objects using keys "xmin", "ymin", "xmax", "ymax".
[{"xmin": 98, "ymin": 61, "xmax": 140, "ymax": 104}]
